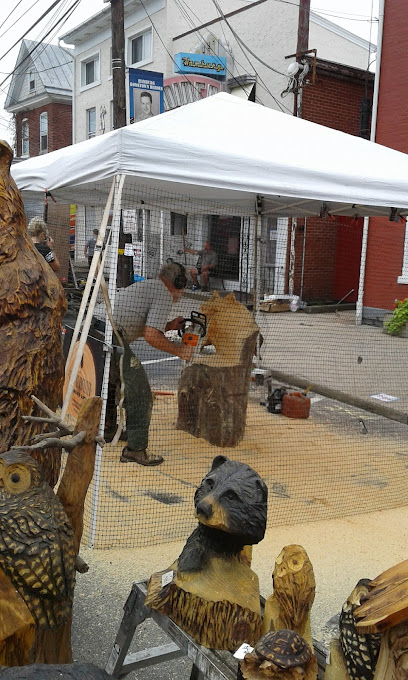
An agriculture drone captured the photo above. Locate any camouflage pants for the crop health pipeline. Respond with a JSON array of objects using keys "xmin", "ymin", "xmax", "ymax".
[{"xmin": 107, "ymin": 340, "xmax": 153, "ymax": 451}]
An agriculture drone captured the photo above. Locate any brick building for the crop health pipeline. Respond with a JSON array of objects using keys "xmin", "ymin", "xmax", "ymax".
[
  {"xmin": 359, "ymin": 0, "xmax": 408, "ymax": 323},
  {"xmin": 287, "ymin": 59, "xmax": 374, "ymax": 303},
  {"xmin": 5, "ymin": 40, "xmax": 74, "ymax": 281}
]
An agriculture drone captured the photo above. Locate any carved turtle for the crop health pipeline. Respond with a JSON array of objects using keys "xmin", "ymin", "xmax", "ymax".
[{"xmin": 244, "ymin": 629, "xmax": 312, "ymax": 673}]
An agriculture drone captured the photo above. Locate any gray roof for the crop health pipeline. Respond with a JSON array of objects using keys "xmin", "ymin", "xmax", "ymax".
[{"xmin": 5, "ymin": 40, "xmax": 73, "ymax": 110}]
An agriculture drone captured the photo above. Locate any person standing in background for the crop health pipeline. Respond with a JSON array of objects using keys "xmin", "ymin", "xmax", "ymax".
[
  {"xmin": 28, "ymin": 216, "xmax": 60, "ymax": 274},
  {"xmin": 84, "ymin": 229, "xmax": 99, "ymax": 267}
]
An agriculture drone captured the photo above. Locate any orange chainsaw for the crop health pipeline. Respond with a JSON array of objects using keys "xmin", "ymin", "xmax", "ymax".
[{"xmin": 179, "ymin": 311, "xmax": 207, "ymax": 360}]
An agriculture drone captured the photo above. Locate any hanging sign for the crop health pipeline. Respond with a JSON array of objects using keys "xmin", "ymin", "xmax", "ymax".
[
  {"xmin": 129, "ymin": 68, "xmax": 164, "ymax": 124},
  {"xmin": 174, "ymin": 53, "xmax": 226, "ymax": 77}
]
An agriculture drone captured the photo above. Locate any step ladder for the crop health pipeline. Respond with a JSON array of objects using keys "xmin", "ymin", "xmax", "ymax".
[{"xmin": 105, "ymin": 581, "xmax": 239, "ymax": 679}]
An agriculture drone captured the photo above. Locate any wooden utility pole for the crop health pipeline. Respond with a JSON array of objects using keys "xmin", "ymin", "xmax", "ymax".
[{"xmin": 109, "ymin": 0, "xmax": 126, "ymax": 129}]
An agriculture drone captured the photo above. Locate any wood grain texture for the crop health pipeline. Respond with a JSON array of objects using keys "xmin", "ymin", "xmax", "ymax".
[
  {"xmin": 0, "ymin": 141, "xmax": 66, "ymax": 488},
  {"xmin": 177, "ymin": 292, "xmax": 259, "ymax": 447},
  {"xmin": 355, "ymin": 560, "xmax": 408, "ymax": 634}
]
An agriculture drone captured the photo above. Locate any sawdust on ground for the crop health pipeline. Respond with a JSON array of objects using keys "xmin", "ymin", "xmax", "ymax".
[{"xmin": 81, "ymin": 395, "xmax": 408, "ymax": 550}]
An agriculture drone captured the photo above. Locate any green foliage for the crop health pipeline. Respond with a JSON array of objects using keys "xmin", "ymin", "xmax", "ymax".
[{"xmin": 385, "ymin": 298, "xmax": 408, "ymax": 335}]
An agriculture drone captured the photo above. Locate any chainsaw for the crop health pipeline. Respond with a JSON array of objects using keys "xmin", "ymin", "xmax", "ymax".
[{"xmin": 179, "ymin": 311, "xmax": 207, "ymax": 363}]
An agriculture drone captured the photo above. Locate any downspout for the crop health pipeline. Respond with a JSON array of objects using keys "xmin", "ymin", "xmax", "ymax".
[
  {"xmin": 58, "ymin": 39, "xmax": 75, "ymax": 144},
  {"xmin": 356, "ymin": 0, "xmax": 385, "ymax": 325}
]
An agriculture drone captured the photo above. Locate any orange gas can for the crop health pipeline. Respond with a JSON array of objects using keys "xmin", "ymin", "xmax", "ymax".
[{"xmin": 282, "ymin": 392, "xmax": 311, "ymax": 419}]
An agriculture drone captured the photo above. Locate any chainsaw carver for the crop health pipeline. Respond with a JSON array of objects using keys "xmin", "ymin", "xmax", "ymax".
[{"xmin": 99, "ymin": 262, "xmax": 192, "ymax": 466}]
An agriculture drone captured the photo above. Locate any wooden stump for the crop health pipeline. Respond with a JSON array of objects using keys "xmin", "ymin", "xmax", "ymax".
[{"xmin": 177, "ymin": 293, "xmax": 259, "ymax": 447}]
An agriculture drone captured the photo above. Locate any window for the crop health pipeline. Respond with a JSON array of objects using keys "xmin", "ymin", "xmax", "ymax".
[
  {"xmin": 29, "ymin": 71, "xmax": 35, "ymax": 91},
  {"xmin": 39, "ymin": 112, "xmax": 48, "ymax": 153},
  {"xmin": 171, "ymin": 212, "xmax": 187, "ymax": 236},
  {"xmin": 21, "ymin": 119, "xmax": 29, "ymax": 156},
  {"xmin": 86, "ymin": 107, "xmax": 96, "ymax": 139},
  {"xmin": 129, "ymin": 28, "xmax": 152, "ymax": 66},
  {"xmin": 80, "ymin": 54, "xmax": 100, "ymax": 88}
]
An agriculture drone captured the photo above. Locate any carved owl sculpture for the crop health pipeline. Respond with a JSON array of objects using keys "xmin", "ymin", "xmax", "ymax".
[
  {"xmin": 272, "ymin": 545, "xmax": 316, "ymax": 632},
  {"xmin": 0, "ymin": 140, "xmax": 66, "ymax": 487},
  {"xmin": 0, "ymin": 450, "xmax": 75, "ymax": 630}
]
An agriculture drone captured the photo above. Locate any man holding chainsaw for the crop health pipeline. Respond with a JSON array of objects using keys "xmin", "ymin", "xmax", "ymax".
[{"xmin": 100, "ymin": 262, "xmax": 192, "ymax": 466}]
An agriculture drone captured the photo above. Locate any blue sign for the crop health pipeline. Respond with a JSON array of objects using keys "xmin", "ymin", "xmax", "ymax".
[
  {"xmin": 129, "ymin": 68, "xmax": 164, "ymax": 124},
  {"xmin": 174, "ymin": 53, "xmax": 226, "ymax": 77}
]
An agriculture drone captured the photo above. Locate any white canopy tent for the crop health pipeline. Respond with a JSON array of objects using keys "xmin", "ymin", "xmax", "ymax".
[{"xmin": 11, "ymin": 92, "xmax": 408, "ymax": 218}]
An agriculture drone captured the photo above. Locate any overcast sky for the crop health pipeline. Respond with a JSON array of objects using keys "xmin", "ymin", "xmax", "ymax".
[{"xmin": 0, "ymin": 0, "xmax": 379, "ymax": 146}]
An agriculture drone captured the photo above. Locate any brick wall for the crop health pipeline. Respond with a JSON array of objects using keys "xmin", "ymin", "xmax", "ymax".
[
  {"xmin": 363, "ymin": 0, "xmax": 408, "ymax": 312},
  {"xmin": 15, "ymin": 102, "xmax": 72, "ymax": 157},
  {"xmin": 288, "ymin": 65, "xmax": 373, "ymax": 302}
]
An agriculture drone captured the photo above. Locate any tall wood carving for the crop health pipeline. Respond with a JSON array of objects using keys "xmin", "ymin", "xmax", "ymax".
[
  {"xmin": 262, "ymin": 545, "xmax": 315, "ymax": 650},
  {"xmin": 0, "ymin": 141, "xmax": 66, "ymax": 488},
  {"xmin": 0, "ymin": 396, "xmax": 102, "ymax": 667},
  {"xmin": 177, "ymin": 292, "xmax": 259, "ymax": 447},
  {"xmin": 146, "ymin": 455, "xmax": 268, "ymax": 651}
]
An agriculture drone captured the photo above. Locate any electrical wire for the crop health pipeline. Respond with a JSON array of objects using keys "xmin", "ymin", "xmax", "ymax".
[
  {"xmin": 173, "ymin": 0, "xmax": 262, "ymax": 104},
  {"xmin": 138, "ymin": 0, "xmax": 210, "ymax": 101},
  {"xmin": 0, "ymin": 0, "xmax": 29, "ymax": 33},
  {"xmin": 0, "ymin": 0, "xmax": 79, "ymax": 93},
  {"xmin": 210, "ymin": 0, "xmax": 292, "ymax": 113},
  {"xmin": 173, "ymin": 0, "xmax": 266, "ymax": 105}
]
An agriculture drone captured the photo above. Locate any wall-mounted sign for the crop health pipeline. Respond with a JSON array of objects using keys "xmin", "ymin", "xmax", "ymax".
[
  {"xmin": 163, "ymin": 75, "xmax": 224, "ymax": 111},
  {"xmin": 174, "ymin": 53, "xmax": 226, "ymax": 77},
  {"xmin": 129, "ymin": 68, "xmax": 164, "ymax": 124}
]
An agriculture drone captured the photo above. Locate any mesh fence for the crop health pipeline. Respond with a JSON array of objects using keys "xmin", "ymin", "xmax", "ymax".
[{"xmin": 44, "ymin": 182, "xmax": 408, "ymax": 550}]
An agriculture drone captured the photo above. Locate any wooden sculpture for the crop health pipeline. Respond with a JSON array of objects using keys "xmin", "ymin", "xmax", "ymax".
[
  {"xmin": 0, "ymin": 141, "xmax": 66, "ymax": 488},
  {"xmin": 177, "ymin": 292, "xmax": 259, "ymax": 447},
  {"xmin": 145, "ymin": 455, "xmax": 268, "ymax": 650},
  {"xmin": 324, "ymin": 579, "xmax": 381, "ymax": 680},
  {"xmin": 262, "ymin": 545, "xmax": 315, "ymax": 650},
  {"xmin": 0, "ymin": 396, "xmax": 102, "ymax": 666},
  {"xmin": 0, "ymin": 663, "xmax": 111, "ymax": 679},
  {"xmin": 239, "ymin": 629, "xmax": 318, "ymax": 680},
  {"xmin": 354, "ymin": 559, "xmax": 408, "ymax": 680},
  {"xmin": 0, "ymin": 451, "xmax": 75, "ymax": 666}
]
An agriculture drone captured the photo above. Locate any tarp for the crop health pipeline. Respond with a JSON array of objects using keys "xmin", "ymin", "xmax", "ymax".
[{"xmin": 11, "ymin": 92, "xmax": 408, "ymax": 217}]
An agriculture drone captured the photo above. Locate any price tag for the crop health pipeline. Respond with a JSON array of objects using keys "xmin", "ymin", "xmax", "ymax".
[
  {"xmin": 105, "ymin": 643, "xmax": 120, "ymax": 674},
  {"xmin": 233, "ymin": 643, "xmax": 254, "ymax": 659},
  {"xmin": 161, "ymin": 570, "xmax": 174, "ymax": 587}
]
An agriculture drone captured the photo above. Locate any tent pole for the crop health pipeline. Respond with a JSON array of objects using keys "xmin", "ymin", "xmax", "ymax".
[
  {"xmin": 62, "ymin": 175, "xmax": 124, "ymax": 420},
  {"xmin": 64, "ymin": 176, "xmax": 116, "ymax": 374},
  {"xmin": 142, "ymin": 208, "xmax": 147, "ymax": 278},
  {"xmin": 288, "ymin": 218, "xmax": 297, "ymax": 296},
  {"xmin": 160, "ymin": 210, "xmax": 164, "ymax": 265},
  {"xmin": 89, "ymin": 173, "xmax": 126, "ymax": 549}
]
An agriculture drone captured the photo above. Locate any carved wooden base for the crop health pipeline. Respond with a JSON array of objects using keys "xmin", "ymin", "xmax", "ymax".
[
  {"xmin": 323, "ymin": 640, "xmax": 349, "ymax": 680},
  {"xmin": 146, "ymin": 558, "xmax": 262, "ymax": 651}
]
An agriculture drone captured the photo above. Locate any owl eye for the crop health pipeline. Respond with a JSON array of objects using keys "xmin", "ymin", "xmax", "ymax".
[{"xmin": 11, "ymin": 473, "xmax": 20, "ymax": 484}]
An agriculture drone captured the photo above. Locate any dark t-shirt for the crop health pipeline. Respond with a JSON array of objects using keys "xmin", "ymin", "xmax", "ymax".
[{"xmin": 35, "ymin": 242, "xmax": 56, "ymax": 264}]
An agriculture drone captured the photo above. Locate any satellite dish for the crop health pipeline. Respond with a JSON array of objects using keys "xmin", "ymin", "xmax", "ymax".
[{"xmin": 286, "ymin": 62, "xmax": 302, "ymax": 77}]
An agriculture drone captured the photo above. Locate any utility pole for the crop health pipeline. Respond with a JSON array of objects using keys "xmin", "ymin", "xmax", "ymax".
[
  {"xmin": 293, "ymin": 0, "xmax": 310, "ymax": 118},
  {"xmin": 107, "ymin": 0, "xmax": 126, "ymax": 129}
]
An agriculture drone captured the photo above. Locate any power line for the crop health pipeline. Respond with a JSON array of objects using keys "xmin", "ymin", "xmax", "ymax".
[
  {"xmin": 0, "ymin": 0, "xmax": 79, "ymax": 92},
  {"xmin": 173, "ymin": 0, "xmax": 273, "ymax": 108},
  {"xmin": 210, "ymin": 0, "xmax": 292, "ymax": 113},
  {"xmin": 0, "ymin": 0, "xmax": 67, "ymax": 65},
  {"xmin": 0, "ymin": 0, "xmax": 29, "ymax": 33}
]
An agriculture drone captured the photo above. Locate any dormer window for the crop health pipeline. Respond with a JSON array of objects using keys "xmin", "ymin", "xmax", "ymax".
[{"xmin": 29, "ymin": 71, "xmax": 35, "ymax": 91}]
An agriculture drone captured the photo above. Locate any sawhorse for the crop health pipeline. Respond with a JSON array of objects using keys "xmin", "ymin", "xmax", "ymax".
[{"xmin": 105, "ymin": 581, "xmax": 239, "ymax": 679}]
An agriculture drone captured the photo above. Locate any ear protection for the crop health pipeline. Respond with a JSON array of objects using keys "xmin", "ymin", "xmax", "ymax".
[{"xmin": 173, "ymin": 262, "xmax": 187, "ymax": 290}]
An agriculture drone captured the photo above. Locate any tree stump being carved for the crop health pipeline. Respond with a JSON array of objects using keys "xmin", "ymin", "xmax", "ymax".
[
  {"xmin": 0, "ymin": 141, "xmax": 66, "ymax": 488},
  {"xmin": 177, "ymin": 292, "xmax": 259, "ymax": 447}
]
